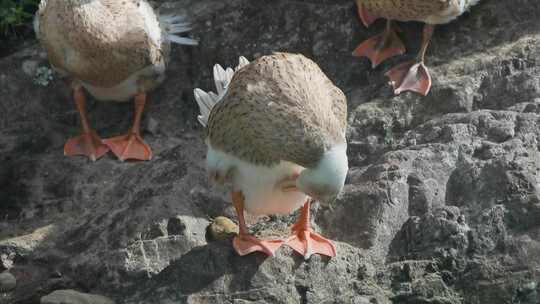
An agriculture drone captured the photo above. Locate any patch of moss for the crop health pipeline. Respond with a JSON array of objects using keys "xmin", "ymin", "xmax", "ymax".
[{"xmin": 0, "ymin": 0, "xmax": 39, "ymax": 36}]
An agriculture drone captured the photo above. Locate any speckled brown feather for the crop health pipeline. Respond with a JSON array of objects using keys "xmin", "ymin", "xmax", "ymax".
[
  {"xmin": 207, "ymin": 53, "xmax": 347, "ymax": 168},
  {"xmin": 36, "ymin": 0, "xmax": 164, "ymax": 88},
  {"xmin": 356, "ymin": 0, "xmax": 454, "ymax": 22}
]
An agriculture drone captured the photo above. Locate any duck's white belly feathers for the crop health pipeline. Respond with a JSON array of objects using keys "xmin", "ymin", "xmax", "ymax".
[
  {"xmin": 81, "ymin": 62, "xmax": 166, "ymax": 102},
  {"xmin": 424, "ymin": 0, "xmax": 481, "ymax": 24},
  {"xmin": 207, "ymin": 144, "xmax": 308, "ymax": 216}
]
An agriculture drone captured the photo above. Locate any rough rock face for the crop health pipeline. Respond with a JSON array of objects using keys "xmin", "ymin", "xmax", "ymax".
[
  {"xmin": 0, "ymin": 0, "xmax": 539, "ymax": 303},
  {"xmin": 40, "ymin": 290, "xmax": 114, "ymax": 304}
]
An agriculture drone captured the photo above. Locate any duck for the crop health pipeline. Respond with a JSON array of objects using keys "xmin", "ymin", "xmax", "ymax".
[
  {"xmin": 194, "ymin": 53, "xmax": 348, "ymax": 258},
  {"xmin": 34, "ymin": 0, "xmax": 197, "ymax": 161},
  {"xmin": 353, "ymin": 0, "xmax": 481, "ymax": 96}
]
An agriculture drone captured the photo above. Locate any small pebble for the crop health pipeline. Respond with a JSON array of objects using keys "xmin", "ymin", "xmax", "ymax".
[
  {"xmin": 0, "ymin": 271, "xmax": 16, "ymax": 292},
  {"xmin": 206, "ymin": 216, "xmax": 239, "ymax": 241}
]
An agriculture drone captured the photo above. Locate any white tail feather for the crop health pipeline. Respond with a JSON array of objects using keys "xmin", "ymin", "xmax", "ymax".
[
  {"xmin": 167, "ymin": 35, "xmax": 198, "ymax": 45},
  {"xmin": 168, "ymin": 24, "xmax": 192, "ymax": 34},
  {"xmin": 159, "ymin": 14, "xmax": 198, "ymax": 45},
  {"xmin": 33, "ymin": 0, "xmax": 48, "ymax": 38},
  {"xmin": 194, "ymin": 56, "xmax": 250, "ymax": 127},
  {"xmin": 237, "ymin": 56, "xmax": 249, "ymax": 70}
]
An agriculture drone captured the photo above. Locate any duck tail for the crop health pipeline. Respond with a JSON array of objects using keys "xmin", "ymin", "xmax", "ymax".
[
  {"xmin": 159, "ymin": 14, "xmax": 198, "ymax": 45},
  {"xmin": 193, "ymin": 56, "xmax": 250, "ymax": 127},
  {"xmin": 33, "ymin": 0, "xmax": 48, "ymax": 38}
]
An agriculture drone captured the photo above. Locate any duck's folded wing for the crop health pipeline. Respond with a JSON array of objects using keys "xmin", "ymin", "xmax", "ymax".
[
  {"xmin": 407, "ymin": 0, "xmax": 452, "ymax": 15},
  {"xmin": 362, "ymin": 0, "xmax": 451, "ymax": 19},
  {"xmin": 207, "ymin": 53, "xmax": 347, "ymax": 169}
]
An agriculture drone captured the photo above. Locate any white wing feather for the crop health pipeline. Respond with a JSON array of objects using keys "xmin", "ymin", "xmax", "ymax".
[
  {"xmin": 194, "ymin": 56, "xmax": 250, "ymax": 127},
  {"xmin": 158, "ymin": 14, "xmax": 198, "ymax": 45}
]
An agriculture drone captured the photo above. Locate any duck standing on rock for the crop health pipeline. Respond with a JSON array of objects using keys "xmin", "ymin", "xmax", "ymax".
[
  {"xmin": 353, "ymin": 0, "xmax": 480, "ymax": 96},
  {"xmin": 34, "ymin": 0, "xmax": 197, "ymax": 161},
  {"xmin": 194, "ymin": 53, "xmax": 348, "ymax": 258}
]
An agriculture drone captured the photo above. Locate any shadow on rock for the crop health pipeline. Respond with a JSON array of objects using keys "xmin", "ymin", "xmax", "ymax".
[{"xmin": 138, "ymin": 241, "xmax": 265, "ymax": 301}]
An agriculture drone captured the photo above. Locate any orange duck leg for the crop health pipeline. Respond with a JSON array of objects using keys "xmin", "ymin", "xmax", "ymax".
[
  {"xmin": 64, "ymin": 86, "xmax": 109, "ymax": 161},
  {"xmin": 353, "ymin": 20, "xmax": 406, "ymax": 68},
  {"xmin": 103, "ymin": 93, "xmax": 153, "ymax": 161},
  {"xmin": 231, "ymin": 191, "xmax": 284, "ymax": 257},
  {"xmin": 385, "ymin": 24, "xmax": 435, "ymax": 96},
  {"xmin": 357, "ymin": 2, "xmax": 380, "ymax": 28},
  {"xmin": 284, "ymin": 200, "xmax": 337, "ymax": 259}
]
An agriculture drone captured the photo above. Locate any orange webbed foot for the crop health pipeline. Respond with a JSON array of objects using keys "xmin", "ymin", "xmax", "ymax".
[
  {"xmin": 231, "ymin": 191, "xmax": 284, "ymax": 257},
  {"xmin": 103, "ymin": 133, "xmax": 153, "ymax": 162},
  {"xmin": 285, "ymin": 229, "xmax": 337, "ymax": 259},
  {"xmin": 284, "ymin": 201, "xmax": 337, "ymax": 259},
  {"xmin": 233, "ymin": 234, "xmax": 283, "ymax": 257},
  {"xmin": 385, "ymin": 60, "xmax": 432, "ymax": 96},
  {"xmin": 64, "ymin": 131, "xmax": 109, "ymax": 162},
  {"xmin": 353, "ymin": 26, "xmax": 405, "ymax": 68}
]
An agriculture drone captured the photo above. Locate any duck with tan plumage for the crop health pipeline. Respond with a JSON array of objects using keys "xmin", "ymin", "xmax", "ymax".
[
  {"xmin": 194, "ymin": 53, "xmax": 348, "ymax": 259},
  {"xmin": 353, "ymin": 0, "xmax": 481, "ymax": 96},
  {"xmin": 34, "ymin": 0, "xmax": 197, "ymax": 161}
]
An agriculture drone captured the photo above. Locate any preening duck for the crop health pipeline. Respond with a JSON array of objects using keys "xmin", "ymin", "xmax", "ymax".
[
  {"xmin": 353, "ymin": 0, "xmax": 481, "ymax": 96},
  {"xmin": 35, "ymin": 0, "xmax": 197, "ymax": 161},
  {"xmin": 194, "ymin": 53, "xmax": 348, "ymax": 258}
]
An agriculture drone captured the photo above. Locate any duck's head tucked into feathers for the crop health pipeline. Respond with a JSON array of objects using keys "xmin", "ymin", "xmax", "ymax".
[
  {"xmin": 195, "ymin": 53, "xmax": 349, "ymax": 214},
  {"xmin": 296, "ymin": 143, "xmax": 348, "ymax": 206}
]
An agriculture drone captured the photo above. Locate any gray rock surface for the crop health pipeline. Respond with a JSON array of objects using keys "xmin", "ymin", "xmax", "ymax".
[
  {"xmin": 0, "ymin": 271, "xmax": 17, "ymax": 292},
  {"xmin": 0, "ymin": 0, "xmax": 539, "ymax": 303},
  {"xmin": 41, "ymin": 290, "xmax": 114, "ymax": 304}
]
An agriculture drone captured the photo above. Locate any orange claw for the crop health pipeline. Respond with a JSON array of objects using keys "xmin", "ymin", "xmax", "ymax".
[
  {"xmin": 233, "ymin": 235, "xmax": 283, "ymax": 257},
  {"xmin": 64, "ymin": 86, "xmax": 109, "ymax": 161},
  {"xmin": 64, "ymin": 131, "xmax": 109, "ymax": 162},
  {"xmin": 103, "ymin": 133, "xmax": 152, "ymax": 162},
  {"xmin": 353, "ymin": 21, "xmax": 405, "ymax": 68},
  {"xmin": 284, "ymin": 200, "xmax": 337, "ymax": 259},
  {"xmin": 104, "ymin": 93, "xmax": 153, "ymax": 161},
  {"xmin": 385, "ymin": 24, "xmax": 435, "ymax": 96},
  {"xmin": 231, "ymin": 191, "xmax": 284, "ymax": 257},
  {"xmin": 385, "ymin": 60, "xmax": 432, "ymax": 96},
  {"xmin": 353, "ymin": 31, "xmax": 405, "ymax": 68}
]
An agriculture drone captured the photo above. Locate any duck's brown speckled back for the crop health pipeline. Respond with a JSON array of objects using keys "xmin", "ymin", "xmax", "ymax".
[
  {"xmin": 36, "ymin": 0, "xmax": 166, "ymax": 88},
  {"xmin": 207, "ymin": 53, "xmax": 347, "ymax": 168},
  {"xmin": 357, "ymin": 0, "xmax": 479, "ymax": 24}
]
